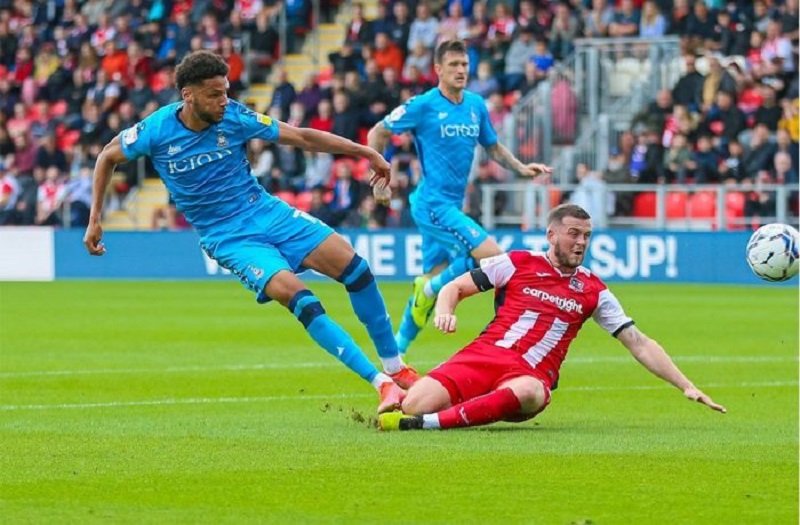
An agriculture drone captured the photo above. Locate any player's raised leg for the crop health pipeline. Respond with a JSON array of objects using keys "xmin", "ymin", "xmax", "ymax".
[
  {"xmin": 303, "ymin": 233, "xmax": 420, "ymax": 388},
  {"xmin": 265, "ymin": 269, "xmax": 404, "ymax": 413},
  {"xmin": 380, "ymin": 376, "xmax": 548, "ymax": 431}
]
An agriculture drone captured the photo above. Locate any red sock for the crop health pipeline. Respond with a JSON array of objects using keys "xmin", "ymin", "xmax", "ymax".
[{"xmin": 436, "ymin": 388, "xmax": 522, "ymax": 429}]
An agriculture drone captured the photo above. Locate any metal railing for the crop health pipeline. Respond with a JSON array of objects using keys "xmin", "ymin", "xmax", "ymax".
[
  {"xmin": 510, "ymin": 37, "xmax": 682, "ymax": 182},
  {"xmin": 479, "ymin": 182, "xmax": 800, "ymax": 231}
]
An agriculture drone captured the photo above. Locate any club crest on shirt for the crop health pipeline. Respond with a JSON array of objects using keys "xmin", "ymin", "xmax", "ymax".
[
  {"xmin": 569, "ymin": 276, "xmax": 584, "ymax": 293},
  {"xmin": 217, "ymin": 130, "xmax": 228, "ymax": 148}
]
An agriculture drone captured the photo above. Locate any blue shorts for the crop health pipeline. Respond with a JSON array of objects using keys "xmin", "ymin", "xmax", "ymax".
[
  {"xmin": 411, "ymin": 202, "xmax": 489, "ymax": 273},
  {"xmin": 200, "ymin": 194, "xmax": 334, "ymax": 303}
]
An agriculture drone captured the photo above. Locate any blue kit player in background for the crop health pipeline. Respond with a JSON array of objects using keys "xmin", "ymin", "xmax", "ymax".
[
  {"xmin": 83, "ymin": 51, "xmax": 419, "ymax": 413},
  {"xmin": 368, "ymin": 40, "xmax": 553, "ymax": 355}
]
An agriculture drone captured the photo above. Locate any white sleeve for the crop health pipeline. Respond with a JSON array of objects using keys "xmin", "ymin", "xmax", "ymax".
[
  {"xmin": 479, "ymin": 253, "xmax": 516, "ymax": 288},
  {"xmin": 592, "ymin": 288, "xmax": 634, "ymax": 337}
]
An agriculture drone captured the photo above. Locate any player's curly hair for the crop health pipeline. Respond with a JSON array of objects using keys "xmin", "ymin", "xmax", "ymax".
[
  {"xmin": 435, "ymin": 40, "xmax": 468, "ymax": 64},
  {"xmin": 175, "ymin": 51, "xmax": 230, "ymax": 89},
  {"xmin": 548, "ymin": 204, "xmax": 591, "ymax": 225}
]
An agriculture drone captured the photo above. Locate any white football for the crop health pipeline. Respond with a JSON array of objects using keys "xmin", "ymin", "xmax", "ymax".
[{"xmin": 746, "ymin": 223, "xmax": 800, "ymax": 282}]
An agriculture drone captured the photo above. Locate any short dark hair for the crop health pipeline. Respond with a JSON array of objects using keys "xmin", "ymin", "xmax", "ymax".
[
  {"xmin": 435, "ymin": 39, "xmax": 468, "ymax": 64},
  {"xmin": 547, "ymin": 204, "xmax": 591, "ymax": 225},
  {"xmin": 175, "ymin": 51, "xmax": 229, "ymax": 89}
]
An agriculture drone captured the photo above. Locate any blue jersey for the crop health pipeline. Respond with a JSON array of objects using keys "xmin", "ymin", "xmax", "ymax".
[
  {"xmin": 381, "ymin": 88, "xmax": 497, "ymax": 208},
  {"xmin": 118, "ymin": 99, "xmax": 279, "ymax": 238}
]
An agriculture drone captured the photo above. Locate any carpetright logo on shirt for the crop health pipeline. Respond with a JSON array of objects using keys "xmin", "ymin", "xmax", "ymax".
[
  {"xmin": 167, "ymin": 149, "xmax": 233, "ymax": 174},
  {"xmin": 440, "ymin": 123, "xmax": 480, "ymax": 138},
  {"xmin": 522, "ymin": 287, "xmax": 583, "ymax": 314}
]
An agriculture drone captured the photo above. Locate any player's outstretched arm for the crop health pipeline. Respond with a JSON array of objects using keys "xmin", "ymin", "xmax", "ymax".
[
  {"xmin": 433, "ymin": 272, "xmax": 483, "ymax": 334},
  {"xmin": 617, "ymin": 325, "xmax": 727, "ymax": 413},
  {"xmin": 485, "ymin": 143, "xmax": 553, "ymax": 178},
  {"xmin": 84, "ymin": 135, "xmax": 129, "ymax": 256},
  {"xmin": 277, "ymin": 121, "xmax": 391, "ymax": 189}
]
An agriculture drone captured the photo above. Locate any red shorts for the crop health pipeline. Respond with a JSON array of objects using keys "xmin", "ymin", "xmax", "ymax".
[{"xmin": 427, "ymin": 342, "xmax": 552, "ymax": 422}]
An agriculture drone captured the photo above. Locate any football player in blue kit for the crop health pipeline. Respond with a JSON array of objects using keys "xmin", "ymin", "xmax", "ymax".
[
  {"xmin": 83, "ymin": 51, "xmax": 418, "ymax": 413},
  {"xmin": 367, "ymin": 40, "xmax": 552, "ymax": 354}
]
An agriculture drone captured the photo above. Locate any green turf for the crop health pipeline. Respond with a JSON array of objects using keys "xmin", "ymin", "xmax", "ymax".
[{"xmin": 0, "ymin": 281, "xmax": 797, "ymax": 524}]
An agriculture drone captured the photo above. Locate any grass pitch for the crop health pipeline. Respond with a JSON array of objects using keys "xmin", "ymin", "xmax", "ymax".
[{"xmin": 0, "ymin": 280, "xmax": 797, "ymax": 524}]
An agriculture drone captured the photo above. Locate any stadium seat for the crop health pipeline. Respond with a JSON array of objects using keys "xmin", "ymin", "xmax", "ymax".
[
  {"xmin": 725, "ymin": 191, "xmax": 746, "ymax": 230},
  {"xmin": 633, "ymin": 192, "xmax": 657, "ymax": 218},
  {"xmin": 549, "ymin": 188, "xmax": 562, "ymax": 208},
  {"xmin": 688, "ymin": 191, "xmax": 717, "ymax": 219},
  {"xmin": 353, "ymin": 157, "xmax": 370, "ymax": 181},
  {"xmin": 665, "ymin": 191, "xmax": 688, "ymax": 219},
  {"xmin": 274, "ymin": 191, "xmax": 296, "ymax": 206},
  {"xmin": 295, "ymin": 191, "xmax": 313, "ymax": 212}
]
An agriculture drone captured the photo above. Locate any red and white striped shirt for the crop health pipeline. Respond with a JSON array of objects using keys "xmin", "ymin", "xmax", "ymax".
[{"xmin": 476, "ymin": 251, "xmax": 633, "ymax": 387}]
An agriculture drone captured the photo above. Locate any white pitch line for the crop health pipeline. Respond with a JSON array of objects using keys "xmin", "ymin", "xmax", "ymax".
[
  {"xmin": 0, "ymin": 381, "xmax": 795, "ymax": 412},
  {"xmin": 0, "ymin": 355, "xmax": 796, "ymax": 379}
]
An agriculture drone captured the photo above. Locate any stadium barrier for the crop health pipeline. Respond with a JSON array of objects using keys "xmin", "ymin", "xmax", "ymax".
[{"xmin": 0, "ymin": 228, "xmax": 792, "ymax": 286}]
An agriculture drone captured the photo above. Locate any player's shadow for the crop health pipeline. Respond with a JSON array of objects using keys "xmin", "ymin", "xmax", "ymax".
[{"xmin": 462, "ymin": 424, "xmax": 555, "ymax": 433}]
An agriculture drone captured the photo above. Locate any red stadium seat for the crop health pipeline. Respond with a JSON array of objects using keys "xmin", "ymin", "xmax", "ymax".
[
  {"xmin": 633, "ymin": 192, "xmax": 657, "ymax": 218},
  {"xmin": 274, "ymin": 191, "xmax": 296, "ymax": 206},
  {"xmin": 353, "ymin": 158, "xmax": 370, "ymax": 181},
  {"xmin": 725, "ymin": 191, "xmax": 746, "ymax": 230},
  {"xmin": 688, "ymin": 191, "xmax": 717, "ymax": 219},
  {"xmin": 295, "ymin": 191, "xmax": 313, "ymax": 212},
  {"xmin": 665, "ymin": 191, "xmax": 688, "ymax": 219}
]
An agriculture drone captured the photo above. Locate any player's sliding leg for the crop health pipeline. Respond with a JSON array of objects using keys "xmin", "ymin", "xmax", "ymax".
[
  {"xmin": 303, "ymin": 234, "xmax": 419, "ymax": 388},
  {"xmin": 379, "ymin": 376, "xmax": 548, "ymax": 430},
  {"xmin": 265, "ymin": 270, "xmax": 404, "ymax": 413}
]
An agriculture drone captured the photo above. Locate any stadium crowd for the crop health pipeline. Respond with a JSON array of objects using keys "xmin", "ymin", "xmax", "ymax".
[{"xmin": 0, "ymin": 0, "xmax": 797, "ymax": 229}]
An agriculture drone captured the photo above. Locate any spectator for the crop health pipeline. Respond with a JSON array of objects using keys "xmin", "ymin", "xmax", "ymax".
[
  {"xmin": 0, "ymin": 170, "xmax": 20, "ymax": 225},
  {"xmin": 466, "ymin": 160, "xmax": 505, "ymax": 224},
  {"xmin": 631, "ymin": 89, "xmax": 673, "ymax": 135},
  {"xmin": 389, "ymin": 2, "xmax": 412, "ymax": 55},
  {"xmin": 609, "ymin": 0, "xmax": 640, "ymax": 38},
  {"xmin": 504, "ymin": 26, "xmax": 537, "ymax": 92},
  {"xmin": 331, "ymin": 161, "xmax": 362, "ymax": 218},
  {"xmin": 34, "ymin": 135, "xmax": 68, "ymax": 181},
  {"xmin": 744, "ymin": 171, "xmax": 777, "ymax": 226},
  {"xmin": 329, "ymin": 42, "xmax": 360, "ymax": 75},
  {"xmin": 753, "ymin": 85, "xmax": 783, "ymax": 131},
  {"xmin": 686, "ymin": 1, "xmax": 715, "ymax": 49},
  {"xmin": 780, "ymin": 0, "xmax": 799, "ymax": 45},
  {"xmin": 249, "ymin": 139, "xmax": 276, "ymax": 187},
  {"xmin": 128, "ymin": 74, "xmax": 155, "ymax": 116},
  {"xmin": 743, "ymin": 124, "xmax": 776, "ymax": 180},
  {"xmin": 438, "ymin": 1, "xmax": 469, "ymax": 45},
  {"xmin": 403, "ymin": 41, "xmax": 433, "ymax": 81},
  {"xmin": 550, "ymin": 3, "xmax": 579, "ymax": 60},
  {"xmin": 663, "ymin": 133, "xmax": 693, "ymax": 183},
  {"xmin": 309, "ymin": 185, "xmax": 339, "ymax": 225},
  {"xmin": 62, "ymin": 167, "xmax": 93, "ymax": 227},
  {"xmin": 332, "ymin": 91, "xmax": 361, "ymax": 143},
  {"xmin": 705, "ymin": 90, "xmax": 746, "ymax": 141},
  {"xmin": 530, "ymin": 39, "xmax": 554, "ymax": 75},
  {"xmin": 773, "ymin": 151, "xmax": 798, "ymax": 184},
  {"xmin": 310, "ymin": 99, "xmax": 334, "ymax": 134},
  {"xmin": 775, "ymin": 128, "xmax": 799, "ymax": 172},
  {"xmin": 762, "ymin": 21, "xmax": 795, "ymax": 75},
  {"xmin": 778, "ymin": 98, "xmax": 799, "ymax": 142},
  {"xmin": 221, "ymin": 37, "xmax": 246, "ymax": 93},
  {"xmin": 270, "ymin": 68, "xmax": 297, "ymax": 121},
  {"xmin": 672, "ymin": 55, "xmax": 705, "ymax": 110},
  {"xmin": 373, "ymin": 32, "xmax": 405, "ymax": 74},
  {"xmin": 408, "ymin": 3, "xmax": 440, "ymax": 52},
  {"xmin": 719, "ymin": 139, "xmax": 746, "ymax": 183},
  {"xmin": 639, "ymin": 1, "xmax": 666, "ymax": 38},
  {"xmin": 583, "ymin": 0, "xmax": 615, "ymax": 38},
  {"xmin": 687, "ymin": 134, "xmax": 719, "ymax": 183},
  {"xmin": 36, "ymin": 166, "xmax": 65, "ymax": 226},
  {"xmin": 345, "ymin": 2, "xmax": 374, "ymax": 52},
  {"xmin": 467, "ymin": 61, "xmax": 501, "ymax": 98},
  {"xmin": 296, "ymin": 74, "xmax": 323, "ymax": 118},
  {"xmin": 248, "ymin": 10, "xmax": 280, "ymax": 80},
  {"xmin": 701, "ymin": 56, "xmax": 736, "ymax": 111}
]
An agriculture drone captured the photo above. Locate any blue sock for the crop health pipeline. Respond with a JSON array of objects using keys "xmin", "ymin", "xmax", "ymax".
[
  {"xmin": 337, "ymin": 256, "xmax": 404, "ymax": 372},
  {"xmin": 426, "ymin": 257, "xmax": 477, "ymax": 297},
  {"xmin": 395, "ymin": 297, "xmax": 419, "ymax": 355},
  {"xmin": 288, "ymin": 290, "xmax": 380, "ymax": 384}
]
